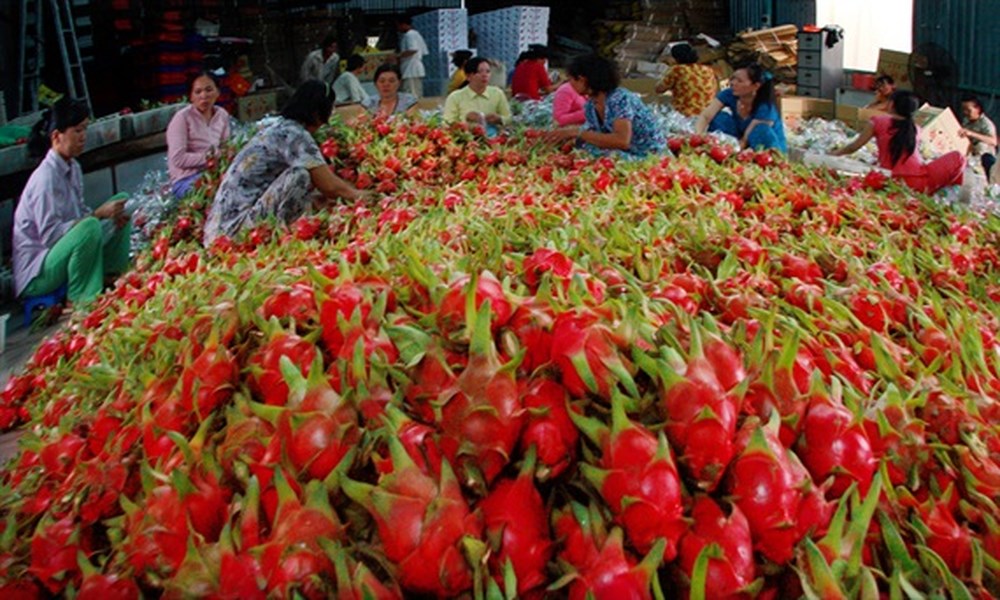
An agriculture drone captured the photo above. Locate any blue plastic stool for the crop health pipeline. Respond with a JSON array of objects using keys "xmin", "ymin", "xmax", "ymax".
[{"xmin": 22, "ymin": 284, "xmax": 67, "ymax": 326}]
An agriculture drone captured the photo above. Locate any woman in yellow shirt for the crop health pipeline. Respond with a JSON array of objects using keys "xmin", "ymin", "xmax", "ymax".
[{"xmin": 448, "ymin": 50, "xmax": 473, "ymax": 93}]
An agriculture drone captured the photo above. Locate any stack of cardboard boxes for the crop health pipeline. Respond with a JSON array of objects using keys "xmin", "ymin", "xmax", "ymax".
[
  {"xmin": 469, "ymin": 6, "xmax": 550, "ymax": 79},
  {"xmin": 414, "ymin": 9, "xmax": 469, "ymax": 98}
]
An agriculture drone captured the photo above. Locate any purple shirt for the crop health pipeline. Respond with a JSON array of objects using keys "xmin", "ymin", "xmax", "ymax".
[
  {"xmin": 13, "ymin": 149, "xmax": 88, "ymax": 296},
  {"xmin": 166, "ymin": 104, "xmax": 230, "ymax": 184}
]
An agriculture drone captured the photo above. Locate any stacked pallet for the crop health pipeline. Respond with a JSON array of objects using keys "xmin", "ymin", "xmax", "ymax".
[
  {"xmin": 596, "ymin": 20, "xmax": 685, "ymax": 71},
  {"xmin": 726, "ymin": 24, "xmax": 798, "ymax": 82},
  {"xmin": 595, "ymin": 0, "xmax": 733, "ymax": 76}
]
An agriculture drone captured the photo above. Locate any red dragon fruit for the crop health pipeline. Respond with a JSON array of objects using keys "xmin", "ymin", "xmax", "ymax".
[
  {"xmin": 251, "ymin": 356, "xmax": 360, "ymax": 482},
  {"xmin": 503, "ymin": 296, "xmax": 556, "ymax": 375},
  {"xmin": 319, "ymin": 281, "xmax": 372, "ymax": 356},
  {"xmin": 260, "ymin": 478, "xmax": 344, "ymax": 596},
  {"xmin": 518, "ymin": 377, "xmax": 579, "ymax": 480},
  {"xmin": 387, "ymin": 321, "xmax": 464, "ymax": 423},
  {"xmin": 640, "ymin": 344, "xmax": 739, "ymax": 492},
  {"xmin": 437, "ymin": 302, "xmax": 525, "ymax": 490},
  {"xmin": 247, "ymin": 329, "xmax": 318, "ymax": 406},
  {"xmin": 567, "ymin": 529, "xmax": 665, "ymax": 600},
  {"xmin": 727, "ymin": 419, "xmax": 833, "ymax": 565},
  {"xmin": 796, "ymin": 395, "xmax": 877, "ymax": 499},
  {"xmin": 341, "ymin": 436, "xmax": 481, "ymax": 596},
  {"xmin": 28, "ymin": 517, "xmax": 85, "ymax": 594},
  {"xmin": 437, "ymin": 271, "xmax": 513, "ymax": 339},
  {"xmin": 522, "ymin": 248, "xmax": 606, "ymax": 303},
  {"xmin": 327, "ymin": 542, "xmax": 402, "ymax": 599},
  {"xmin": 574, "ymin": 393, "xmax": 686, "ymax": 559},
  {"xmin": 551, "ymin": 308, "xmax": 638, "ymax": 400},
  {"xmin": 121, "ymin": 483, "xmax": 190, "ymax": 577},
  {"xmin": 677, "ymin": 496, "xmax": 758, "ymax": 599},
  {"xmin": 375, "ymin": 404, "xmax": 444, "ymax": 478},
  {"xmin": 552, "ymin": 501, "xmax": 608, "ymax": 571},
  {"xmin": 478, "ymin": 448, "xmax": 554, "ymax": 596},
  {"xmin": 180, "ymin": 332, "xmax": 238, "ymax": 420}
]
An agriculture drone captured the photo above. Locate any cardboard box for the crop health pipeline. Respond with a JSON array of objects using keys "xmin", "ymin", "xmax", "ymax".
[
  {"xmin": 913, "ymin": 104, "xmax": 970, "ymax": 156},
  {"xmin": 236, "ymin": 90, "xmax": 278, "ymax": 123},
  {"xmin": 415, "ymin": 96, "xmax": 444, "ymax": 112},
  {"xmin": 357, "ymin": 51, "xmax": 395, "ymax": 82},
  {"xmin": 621, "ymin": 77, "xmax": 660, "ymax": 95},
  {"xmin": 835, "ymin": 105, "xmax": 883, "ymax": 131},
  {"xmin": 780, "ymin": 96, "xmax": 834, "ymax": 128},
  {"xmin": 876, "ymin": 49, "xmax": 912, "ymax": 90}
]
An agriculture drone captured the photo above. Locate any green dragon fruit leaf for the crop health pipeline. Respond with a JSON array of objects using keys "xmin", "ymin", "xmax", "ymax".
[{"xmin": 915, "ymin": 545, "xmax": 973, "ymax": 600}]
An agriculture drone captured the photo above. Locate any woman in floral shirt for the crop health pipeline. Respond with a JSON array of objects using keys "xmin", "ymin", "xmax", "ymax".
[
  {"xmin": 545, "ymin": 55, "xmax": 665, "ymax": 159},
  {"xmin": 204, "ymin": 81, "xmax": 367, "ymax": 244},
  {"xmin": 655, "ymin": 43, "xmax": 718, "ymax": 117}
]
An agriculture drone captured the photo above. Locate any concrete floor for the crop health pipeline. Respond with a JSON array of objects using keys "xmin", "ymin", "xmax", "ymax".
[{"xmin": 0, "ymin": 314, "xmax": 63, "ymax": 466}]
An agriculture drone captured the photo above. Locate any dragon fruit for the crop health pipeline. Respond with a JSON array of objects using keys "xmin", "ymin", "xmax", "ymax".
[
  {"xmin": 341, "ymin": 436, "xmax": 481, "ymax": 596},
  {"xmin": 567, "ymin": 529, "xmax": 665, "ymax": 600},
  {"xmin": 796, "ymin": 396, "xmax": 877, "ymax": 499},
  {"xmin": 518, "ymin": 377, "xmax": 579, "ymax": 480},
  {"xmin": 247, "ymin": 329, "xmax": 318, "ymax": 406},
  {"xmin": 437, "ymin": 302, "xmax": 525, "ymax": 490},
  {"xmin": 478, "ymin": 448, "xmax": 553, "ymax": 596},
  {"xmin": 552, "ymin": 308, "xmax": 638, "ymax": 400},
  {"xmin": 726, "ymin": 420, "xmax": 832, "ymax": 565},
  {"xmin": 639, "ymin": 338, "xmax": 739, "ymax": 492},
  {"xmin": 574, "ymin": 393, "xmax": 687, "ymax": 559},
  {"xmin": 677, "ymin": 496, "xmax": 758, "ymax": 599}
]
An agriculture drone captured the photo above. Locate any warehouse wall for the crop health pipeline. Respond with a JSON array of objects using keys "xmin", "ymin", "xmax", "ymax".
[
  {"xmin": 913, "ymin": 0, "xmax": 1000, "ymax": 113},
  {"xmin": 0, "ymin": 3, "xmax": 14, "ymax": 123}
]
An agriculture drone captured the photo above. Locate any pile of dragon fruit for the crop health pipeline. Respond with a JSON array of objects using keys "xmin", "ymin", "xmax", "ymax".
[{"xmin": 1, "ymin": 114, "xmax": 999, "ymax": 599}]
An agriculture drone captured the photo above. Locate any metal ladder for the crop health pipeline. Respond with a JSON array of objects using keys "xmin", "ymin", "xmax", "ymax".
[{"xmin": 17, "ymin": 0, "xmax": 92, "ymax": 116}]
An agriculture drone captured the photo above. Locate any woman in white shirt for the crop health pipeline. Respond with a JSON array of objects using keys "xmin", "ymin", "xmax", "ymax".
[{"xmin": 333, "ymin": 55, "xmax": 370, "ymax": 105}]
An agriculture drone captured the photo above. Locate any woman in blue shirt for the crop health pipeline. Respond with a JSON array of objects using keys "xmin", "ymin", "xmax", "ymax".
[
  {"xmin": 695, "ymin": 63, "xmax": 786, "ymax": 153},
  {"xmin": 545, "ymin": 55, "xmax": 665, "ymax": 158}
]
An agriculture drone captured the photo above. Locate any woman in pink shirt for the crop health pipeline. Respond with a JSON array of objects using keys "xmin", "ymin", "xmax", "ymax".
[
  {"xmin": 833, "ymin": 90, "xmax": 964, "ymax": 195},
  {"xmin": 552, "ymin": 81, "xmax": 586, "ymax": 126},
  {"xmin": 166, "ymin": 71, "xmax": 231, "ymax": 198}
]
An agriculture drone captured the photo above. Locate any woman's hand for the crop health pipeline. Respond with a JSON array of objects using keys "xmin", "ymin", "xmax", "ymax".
[
  {"xmin": 543, "ymin": 126, "xmax": 580, "ymax": 144},
  {"xmin": 352, "ymin": 189, "xmax": 379, "ymax": 203},
  {"xmin": 94, "ymin": 198, "xmax": 127, "ymax": 225}
]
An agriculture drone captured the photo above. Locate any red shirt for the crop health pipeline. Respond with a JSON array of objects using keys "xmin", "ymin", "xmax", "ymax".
[{"xmin": 511, "ymin": 60, "xmax": 551, "ymax": 101}]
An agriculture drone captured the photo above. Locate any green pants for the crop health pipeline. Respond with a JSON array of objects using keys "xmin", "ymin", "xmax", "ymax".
[{"xmin": 22, "ymin": 217, "xmax": 131, "ymax": 304}]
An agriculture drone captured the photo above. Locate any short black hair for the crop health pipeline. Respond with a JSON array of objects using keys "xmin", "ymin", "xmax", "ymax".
[
  {"xmin": 670, "ymin": 43, "xmax": 698, "ymax": 65},
  {"xmin": 373, "ymin": 62, "xmax": 401, "ymax": 81},
  {"xmin": 961, "ymin": 94, "xmax": 984, "ymax": 112},
  {"xmin": 281, "ymin": 80, "xmax": 334, "ymax": 127},
  {"xmin": 322, "ymin": 34, "xmax": 337, "ymax": 49},
  {"xmin": 452, "ymin": 49, "xmax": 473, "ymax": 68},
  {"xmin": 397, "ymin": 14, "xmax": 413, "ymax": 26},
  {"xmin": 346, "ymin": 54, "xmax": 365, "ymax": 72},
  {"xmin": 28, "ymin": 96, "xmax": 89, "ymax": 157},
  {"xmin": 567, "ymin": 55, "xmax": 620, "ymax": 94},
  {"xmin": 875, "ymin": 74, "xmax": 895, "ymax": 87},
  {"xmin": 464, "ymin": 56, "xmax": 491, "ymax": 76}
]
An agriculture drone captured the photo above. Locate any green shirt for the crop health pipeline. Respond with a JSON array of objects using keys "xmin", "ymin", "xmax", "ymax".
[
  {"xmin": 443, "ymin": 85, "xmax": 512, "ymax": 125},
  {"xmin": 962, "ymin": 114, "xmax": 997, "ymax": 156}
]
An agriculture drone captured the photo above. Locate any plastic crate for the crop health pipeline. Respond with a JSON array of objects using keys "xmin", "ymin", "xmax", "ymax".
[
  {"xmin": 124, "ymin": 103, "xmax": 184, "ymax": 137},
  {"xmin": 84, "ymin": 116, "xmax": 126, "ymax": 152}
]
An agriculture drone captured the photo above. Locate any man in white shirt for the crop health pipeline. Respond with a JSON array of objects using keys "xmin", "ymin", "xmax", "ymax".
[
  {"xmin": 396, "ymin": 15, "xmax": 428, "ymax": 98},
  {"xmin": 300, "ymin": 34, "xmax": 339, "ymax": 85},
  {"xmin": 333, "ymin": 55, "xmax": 370, "ymax": 105}
]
